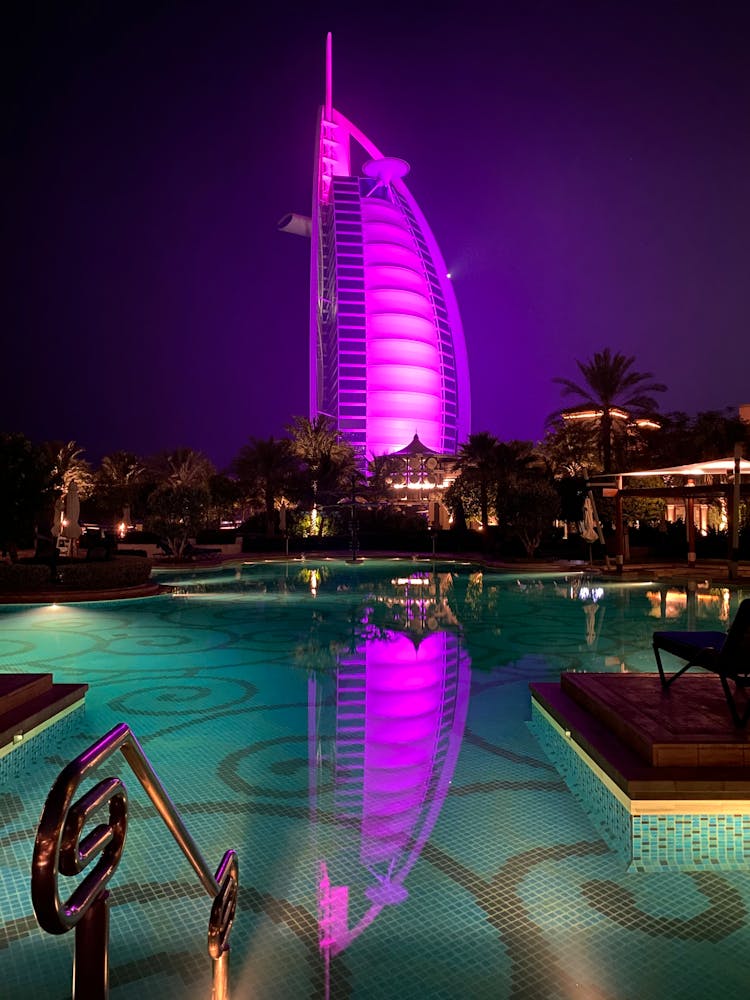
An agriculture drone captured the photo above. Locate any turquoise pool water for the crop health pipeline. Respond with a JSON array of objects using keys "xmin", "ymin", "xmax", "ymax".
[{"xmin": 2, "ymin": 559, "xmax": 750, "ymax": 999}]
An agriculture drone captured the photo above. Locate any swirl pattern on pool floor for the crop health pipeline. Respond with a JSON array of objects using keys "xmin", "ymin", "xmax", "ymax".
[{"xmin": 2, "ymin": 560, "xmax": 750, "ymax": 999}]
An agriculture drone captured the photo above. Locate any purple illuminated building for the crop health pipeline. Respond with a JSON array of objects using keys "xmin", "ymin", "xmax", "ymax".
[
  {"xmin": 280, "ymin": 34, "xmax": 471, "ymax": 468},
  {"xmin": 315, "ymin": 626, "xmax": 471, "ymax": 954}
]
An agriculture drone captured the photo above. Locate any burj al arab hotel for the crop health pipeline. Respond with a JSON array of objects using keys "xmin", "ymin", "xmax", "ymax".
[{"xmin": 279, "ymin": 35, "xmax": 471, "ymax": 468}]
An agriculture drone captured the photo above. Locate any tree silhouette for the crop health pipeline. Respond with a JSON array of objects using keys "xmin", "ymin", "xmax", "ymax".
[
  {"xmin": 0, "ymin": 433, "xmax": 55, "ymax": 553},
  {"xmin": 551, "ymin": 348, "xmax": 666, "ymax": 472},
  {"xmin": 456, "ymin": 432, "xmax": 501, "ymax": 529},
  {"xmin": 286, "ymin": 415, "xmax": 357, "ymax": 507},
  {"xmin": 97, "ymin": 450, "xmax": 145, "ymax": 526},
  {"xmin": 232, "ymin": 436, "xmax": 296, "ymax": 536},
  {"xmin": 42, "ymin": 440, "xmax": 94, "ymax": 498}
]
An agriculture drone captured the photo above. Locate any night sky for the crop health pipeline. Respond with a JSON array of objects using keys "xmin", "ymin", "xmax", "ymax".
[{"xmin": 3, "ymin": 2, "xmax": 749, "ymax": 470}]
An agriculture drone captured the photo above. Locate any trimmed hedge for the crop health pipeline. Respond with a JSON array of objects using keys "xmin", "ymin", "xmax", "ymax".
[
  {"xmin": 57, "ymin": 556, "xmax": 153, "ymax": 590},
  {"xmin": 0, "ymin": 555, "xmax": 153, "ymax": 593},
  {"xmin": 0, "ymin": 562, "xmax": 52, "ymax": 591}
]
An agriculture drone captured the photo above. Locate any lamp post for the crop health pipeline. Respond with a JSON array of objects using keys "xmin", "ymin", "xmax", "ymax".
[
  {"xmin": 348, "ymin": 474, "xmax": 360, "ymax": 563},
  {"xmin": 729, "ymin": 442, "xmax": 742, "ymax": 580}
]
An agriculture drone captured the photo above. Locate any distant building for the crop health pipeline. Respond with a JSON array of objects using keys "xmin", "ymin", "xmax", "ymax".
[
  {"xmin": 382, "ymin": 433, "xmax": 458, "ymax": 528},
  {"xmin": 279, "ymin": 35, "xmax": 471, "ymax": 471},
  {"xmin": 559, "ymin": 405, "xmax": 661, "ymax": 433}
]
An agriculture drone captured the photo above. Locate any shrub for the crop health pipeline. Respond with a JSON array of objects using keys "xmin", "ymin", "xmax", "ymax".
[
  {"xmin": 56, "ymin": 556, "xmax": 153, "ymax": 590},
  {"xmin": 146, "ymin": 483, "xmax": 210, "ymax": 558},
  {"xmin": 0, "ymin": 562, "xmax": 52, "ymax": 592}
]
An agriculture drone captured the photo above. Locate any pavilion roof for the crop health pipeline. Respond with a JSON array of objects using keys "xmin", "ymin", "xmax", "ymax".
[
  {"xmin": 616, "ymin": 458, "xmax": 750, "ymax": 478},
  {"xmin": 390, "ymin": 433, "xmax": 441, "ymax": 457}
]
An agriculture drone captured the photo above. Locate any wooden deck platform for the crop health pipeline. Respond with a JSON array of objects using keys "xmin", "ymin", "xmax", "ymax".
[
  {"xmin": 530, "ymin": 672, "xmax": 750, "ymax": 800},
  {"xmin": 0, "ymin": 673, "xmax": 88, "ymax": 754}
]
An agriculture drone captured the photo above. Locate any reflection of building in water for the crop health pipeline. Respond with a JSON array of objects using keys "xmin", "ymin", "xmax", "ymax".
[
  {"xmin": 312, "ymin": 625, "xmax": 470, "ymax": 968},
  {"xmin": 583, "ymin": 602, "xmax": 600, "ymax": 647},
  {"xmin": 646, "ymin": 587, "xmax": 732, "ymax": 622},
  {"xmin": 378, "ymin": 571, "xmax": 459, "ymax": 633}
]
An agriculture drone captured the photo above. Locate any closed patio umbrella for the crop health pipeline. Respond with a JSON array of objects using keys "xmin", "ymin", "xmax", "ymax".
[
  {"xmin": 51, "ymin": 496, "xmax": 64, "ymax": 538},
  {"xmin": 63, "ymin": 481, "xmax": 82, "ymax": 541},
  {"xmin": 580, "ymin": 495, "xmax": 599, "ymax": 565},
  {"xmin": 580, "ymin": 496, "xmax": 598, "ymax": 543}
]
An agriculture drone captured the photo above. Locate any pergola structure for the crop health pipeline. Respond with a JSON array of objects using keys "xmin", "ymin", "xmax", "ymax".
[{"xmin": 589, "ymin": 451, "xmax": 750, "ymax": 577}]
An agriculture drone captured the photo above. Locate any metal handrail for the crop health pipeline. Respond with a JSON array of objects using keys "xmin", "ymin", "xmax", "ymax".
[{"xmin": 31, "ymin": 721, "xmax": 238, "ymax": 1000}]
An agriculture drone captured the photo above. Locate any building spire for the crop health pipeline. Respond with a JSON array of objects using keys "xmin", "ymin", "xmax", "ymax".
[{"xmin": 325, "ymin": 32, "xmax": 333, "ymax": 121}]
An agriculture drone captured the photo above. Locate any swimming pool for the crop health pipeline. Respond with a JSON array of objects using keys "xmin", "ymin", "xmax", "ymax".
[{"xmin": 2, "ymin": 559, "xmax": 749, "ymax": 999}]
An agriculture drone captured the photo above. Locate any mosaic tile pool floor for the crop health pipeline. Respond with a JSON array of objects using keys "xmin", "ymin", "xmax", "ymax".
[{"xmin": 2, "ymin": 560, "xmax": 750, "ymax": 999}]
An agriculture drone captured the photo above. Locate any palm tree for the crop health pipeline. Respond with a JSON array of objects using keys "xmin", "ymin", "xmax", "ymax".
[
  {"xmin": 286, "ymin": 415, "xmax": 357, "ymax": 505},
  {"xmin": 42, "ymin": 440, "xmax": 94, "ymax": 498},
  {"xmin": 232, "ymin": 436, "xmax": 296, "ymax": 536},
  {"xmin": 149, "ymin": 448, "xmax": 216, "ymax": 489},
  {"xmin": 0, "ymin": 433, "xmax": 56, "ymax": 553},
  {"xmin": 366, "ymin": 453, "xmax": 402, "ymax": 502},
  {"xmin": 493, "ymin": 440, "xmax": 539, "ymax": 488},
  {"xmin": 552, "ymin": 349, "xmax": 666, "ymax": 472},
  {"xmin": 142, "ymin": 449, "xmax": 216, "ymax": 555},
  {"xmin": 97, "ymin": 450, "xmax": 146, "ymax": 527},
  {"xmin": 492, "ymin": 441, "xmax": 559, "ymax": 556},
  {"xmin": 690, "ymin": 409, "xmax": 749, "ymax": 462},
  {"xmin": 539, "ymin": 421, "xmax": 599, "ymax": 479},
  {"xmin": 456, "ymin": 432, "xmax": 501, "ymax": 529}
]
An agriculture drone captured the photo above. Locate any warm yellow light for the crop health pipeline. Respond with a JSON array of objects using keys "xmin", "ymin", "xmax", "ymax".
[
  {"xmin": 562, "ymin": 409, "xmax": 601, "ymax": 421},
  {"xmin": 561, "ymin": 407, "xmax": 630, "ymax": 422},
  {"xmin": 646, "ymin": 588, "xmax": 687, "ymax": 618}
]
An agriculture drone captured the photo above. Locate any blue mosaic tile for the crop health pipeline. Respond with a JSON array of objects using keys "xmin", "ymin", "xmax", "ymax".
[
  {"xmin": 2, "ymin": 565, "xmax": 750, "ymax": 1000},
  {"xmin": 531, "ymin": 700, "xmax": 750, "ymax": 872},
  {"xmin": 0, "ymin": 703, "xmax": 85, "ymax": 783}
]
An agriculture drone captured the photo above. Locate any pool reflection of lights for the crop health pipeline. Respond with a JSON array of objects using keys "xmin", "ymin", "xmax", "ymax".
[
  {"xmin": 577, "ymin": 586, "xmax": 604, "ymax": 602},
  {"xmin": 4, "ymin": 562, "xmax": 748, "ymax": 1000}
]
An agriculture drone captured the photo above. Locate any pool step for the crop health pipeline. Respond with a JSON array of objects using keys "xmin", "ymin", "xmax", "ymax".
[{"xmin": 0, "ymin": 673, "xmax": 88, "ymax": 753}]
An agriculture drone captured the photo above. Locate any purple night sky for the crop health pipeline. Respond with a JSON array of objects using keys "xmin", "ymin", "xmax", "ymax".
[{"xmin": 3, "ymin": 2, "xmax": 749, "ymax": 469}]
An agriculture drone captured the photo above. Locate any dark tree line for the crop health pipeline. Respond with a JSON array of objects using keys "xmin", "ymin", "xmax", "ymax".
[{"xmin": 2, "ymin": 348, "xmax": 747, "ymax": 559}]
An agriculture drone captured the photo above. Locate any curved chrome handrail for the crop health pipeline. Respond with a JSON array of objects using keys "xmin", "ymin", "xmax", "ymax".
[{"xmin": 31, "ymin": 721, "xmax": 238, "ymax": 999}]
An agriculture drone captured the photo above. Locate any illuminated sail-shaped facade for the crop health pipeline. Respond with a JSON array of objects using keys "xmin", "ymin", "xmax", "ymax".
[
  {"xmin": 280, "ymin": 35, "xmax": 471, "ymax": 468},
  {"xmin": 310, "ymin": 568, "xmax": 471, "ymax": 959}
]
